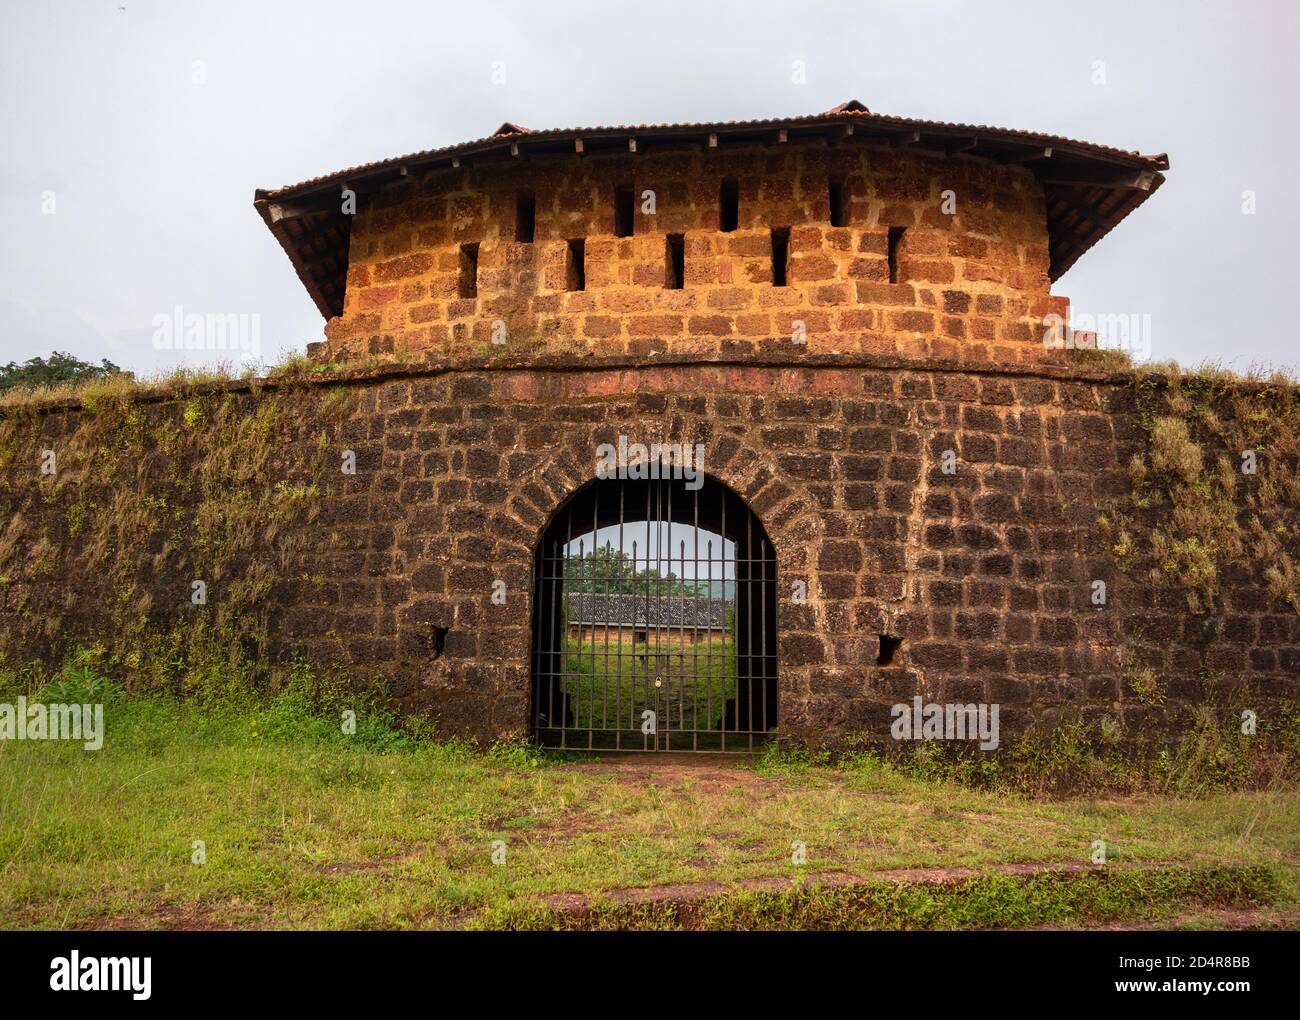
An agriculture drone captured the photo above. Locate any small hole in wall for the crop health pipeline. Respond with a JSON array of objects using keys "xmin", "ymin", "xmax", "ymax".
[
  {"xmin": 828, "ymin": 177, "xmax": 847, "ymax": 227},
  {"xmin": 431, "ymin": 626, "xmax": 448, "ymax": 660},
  {"xmin": 770, "ymin": 227, "xmax": 789, "ymax": 287},
  {"xmin": 614, "ymin": 185, "xmax": 635, "ymax": 237},
  {"xmin": 887, "ymin": 226, "xmax": 905, "ymax": 284},
  {"xmin": 565, "ymin": 238, "xmax": 585, "ymax": 291},
  {"xmin": 877, "ymin": 634, "xmax": 902, "ymax": 666},
  {"xmin": 719, "ymin": 178, "xmax": 739, "ymax": 232},
  {"xmin": 665, "ymin": 233, "xmax": 685, "ymax": 289},
  {"xmin": 458, "ymin": 243, "xmax": 479, "ymax": 298},
  {"xmin": 515, "ymin": 190, "xmax": 535, "ymax": 243}
]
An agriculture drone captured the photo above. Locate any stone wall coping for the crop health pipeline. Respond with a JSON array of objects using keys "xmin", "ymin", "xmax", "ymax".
[{"xmin": 5, "ymin": 350, "xmax": 1295, "ymax": 416}]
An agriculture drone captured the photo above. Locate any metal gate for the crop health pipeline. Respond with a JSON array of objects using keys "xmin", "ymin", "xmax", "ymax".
[{"xmin": 531, "ymin": 475, "xmax": 778, "ymax": 752}]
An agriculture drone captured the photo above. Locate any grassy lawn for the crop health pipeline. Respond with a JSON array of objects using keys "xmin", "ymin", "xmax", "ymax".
[
  {"xmin": 560, "ymin": 637, "xmax": 737, "ymax": 733},
  {"xmin": 1, "ymin": 686, "xmax": 1298, "ymax": 930}
]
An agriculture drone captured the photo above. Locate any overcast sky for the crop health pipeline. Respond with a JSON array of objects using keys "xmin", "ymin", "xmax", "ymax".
[{"xmin": 2, "ymin": 0, "xmax": 1296, "ymax": 374}]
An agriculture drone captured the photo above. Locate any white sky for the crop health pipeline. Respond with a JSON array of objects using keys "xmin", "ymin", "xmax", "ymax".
[
  {"xmin": 564, "ymin": 525, "xmax": 736, "ymax": 582},
  {"xmin": 2, "ymin": 0, "xmax": 1297, "ymax": 374}
]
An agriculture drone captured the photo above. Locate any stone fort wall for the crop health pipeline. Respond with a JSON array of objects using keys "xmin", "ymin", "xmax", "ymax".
[{"xmin": 2, "ymin": 352, "xmax": 1295, "ymax": 748}]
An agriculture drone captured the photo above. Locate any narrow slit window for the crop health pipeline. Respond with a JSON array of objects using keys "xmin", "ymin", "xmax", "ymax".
[
  {"xmin": 458, "ymin": 242, "xmax": 479, "ymax": 299},
  {"xmin": 515, "ymin": 190, "xmax": 536, "ymax": 243},
  {"xmin": 887, "ymin": 226, "xmax": 905, "ymax": 284},
  {"xmin": 770, "ymin": 227, "xmax": 789, "ymax": 287},
  {"xmin": 665, "ymin": 233, "xmax": 685, "ymax": 289},
  {"xmin": 614, "ymin": 185, "xmax": 635, "ymax": 237},
  {"xmin": 828, "ymin": 177, "xmax": 847, "ymax": 227},
  {"xmin": 566, "ymin": 238, "xmax": 585, "ymax": 292},
  {"xmin": 878, "ymin": 635, "xmax": 902, "ymax": 666},
  {"xmin": 719, "ymin": 179, "xmax": 739, "ymax": 232}
]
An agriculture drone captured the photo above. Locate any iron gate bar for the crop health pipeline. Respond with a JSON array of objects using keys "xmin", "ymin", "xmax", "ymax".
[{"xmin": 531, "ymin": 475, "xmax": 778, "ymax": 753}]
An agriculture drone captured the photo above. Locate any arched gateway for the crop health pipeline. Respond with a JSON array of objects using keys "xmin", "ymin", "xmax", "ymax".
[{"xmin": 531, "ymin": 475, "xmax": 778, "ymax": 752}]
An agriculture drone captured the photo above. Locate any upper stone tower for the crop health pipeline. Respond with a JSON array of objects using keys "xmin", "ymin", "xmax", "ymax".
[{"xmin": 254, "ymin": 101, "xmax": 1167, "ymax": 365}]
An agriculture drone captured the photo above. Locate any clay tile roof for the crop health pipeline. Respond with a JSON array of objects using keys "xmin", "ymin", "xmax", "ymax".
[
  {"xmin": 566, "ymin": 592, "xmax": 732, "ymax": 630},
  {"xmin": 254, "ymin": 101, "xmax": 1169, "ymax": 319}
]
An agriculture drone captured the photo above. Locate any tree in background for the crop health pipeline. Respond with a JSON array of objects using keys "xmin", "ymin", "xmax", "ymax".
[
  {"xmin": 0, "ymin": 351, "xmax": 125, "ymax": 392},
  {"xmin": 566, "ymin": 544, "xmax": 698, "ymax": 596}
]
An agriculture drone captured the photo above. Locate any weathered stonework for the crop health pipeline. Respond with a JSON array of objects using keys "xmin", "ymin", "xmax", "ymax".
[
  {"xmin": 256, "ymin": 102, "xmax": 1169, "ymax": 375},
  {"xmin": 325, "ymin": 141, "xmax": 1068, "ymax": 366},
  {"xmin": 3, "ymin": 354, "xmax": 1297, "ymax": 748},
  {"xmin": 9, "ymin": 105, "xmax": 1282, "ymax": 751}
]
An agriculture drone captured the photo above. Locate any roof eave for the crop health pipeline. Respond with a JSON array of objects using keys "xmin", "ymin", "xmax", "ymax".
[
  {"xmin": 255, "ymin": 192, "xmax": 348, "ymax": 320},
  {"xmin": 253, "ymin": 108, "xmax": 1169, "ymax": 318},
  {"xmin": 259, "ymin": 111, "xmax": 1167, "ymax": 203}
]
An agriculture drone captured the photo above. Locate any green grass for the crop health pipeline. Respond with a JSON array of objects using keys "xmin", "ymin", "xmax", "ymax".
[
  {"xmin": 480, "ymin": 866, "xmax": 1284, "ymax": 931},
  {"xmin": 754, "ymin": 705, "xmax": 1300, "ymax": 799},
  {"xmin": 560, "ymin": 637, "xmax": 737, "ymax": 731},
  {"xmin": 1, "ymin": 674, "xmax": 1298, "ymax": 930}
]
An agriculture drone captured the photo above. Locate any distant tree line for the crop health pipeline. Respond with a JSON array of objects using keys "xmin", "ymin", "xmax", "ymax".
[
  {"xmin": 565, "ymin": 545, "xmax": 702, "ymax": 597},
  {"xmin": 0, "ymin": 351, "xmax": 125, "ymax": 392}
]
